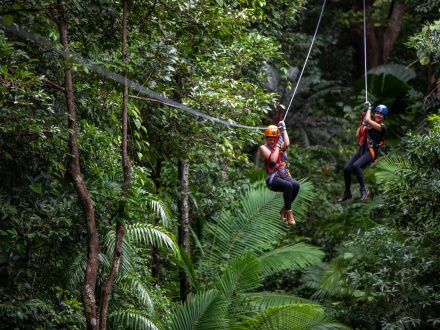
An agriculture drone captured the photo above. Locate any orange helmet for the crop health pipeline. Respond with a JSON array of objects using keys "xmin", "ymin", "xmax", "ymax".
[{"xmin": 265, "ymin": 125, "xmax": 279, "ymax": 137}]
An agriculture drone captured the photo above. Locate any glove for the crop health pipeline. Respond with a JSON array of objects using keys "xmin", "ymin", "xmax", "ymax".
[
  {"xmin": 276, "ymin": 135, "xmax": 284, "ymax": 148},
  {"xmin": 278, "ymin": 121, "xmax": 286, "ymax": 133},
  {"xmin": 364, "ymin": 101, "xmax": 371, "ymax": 111}
]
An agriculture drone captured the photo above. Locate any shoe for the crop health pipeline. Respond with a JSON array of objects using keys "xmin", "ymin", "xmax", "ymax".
[
  {"xmin": 280, "ymin": 206, "xmax": 286, "ymax": 222},
  {"xmin": 286, "ymin": 210, "xmax": 295, "ymax": 225},
  {"xmin": 337, "ymin": 191, "xmax": 352, "ymax": 203},
  {"xmin": 360, "ymin": 187, "xmax": 369, "ymax": 201}
]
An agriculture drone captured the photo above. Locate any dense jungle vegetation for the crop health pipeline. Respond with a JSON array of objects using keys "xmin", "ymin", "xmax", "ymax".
[{"xmin": 1, "ymin": 0, "xmax": 439, "ymax": 329}]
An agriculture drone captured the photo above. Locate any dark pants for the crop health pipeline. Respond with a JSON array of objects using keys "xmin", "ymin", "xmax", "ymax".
[
  {"xmin": 266, "ymin": 176, "xmax": 300, "ymax": 211},
  {"xmin": 343, "ymin": 146, "xmax": 374, "ymax": 192}
]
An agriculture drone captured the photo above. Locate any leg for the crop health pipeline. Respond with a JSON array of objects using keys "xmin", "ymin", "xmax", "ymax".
[
  {"xmin": 352, "ymin": 151, "xmax": 374, "ymax": 201},
  {"xmin": 337, "ymin": 149, "xmax": 362, "ymax": 202},
  {"xmin": 268, "ymin": 176, "xmax": 299, "ymax": 225},
  {"xmin": 343, "ymin": 149, "xmax": 362, "ymax": 192}
]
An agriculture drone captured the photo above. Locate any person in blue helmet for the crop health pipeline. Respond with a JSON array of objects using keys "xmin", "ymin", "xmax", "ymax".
[{"xmin": 337, "ymin": 102, "xmax": 388, "ymax": 202}]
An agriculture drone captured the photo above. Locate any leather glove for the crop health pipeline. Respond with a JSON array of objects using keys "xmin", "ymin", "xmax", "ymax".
[
  {"xmin": 278, "ymin": 121, "xmax": 286, "ymax": 133},
  {"xmin": 276, "ymin": 135, "xmax": 284, "ymax": 148},
  {"xmin": 364, "ymin": 101, "xmax": 371, "ymax": 111}
]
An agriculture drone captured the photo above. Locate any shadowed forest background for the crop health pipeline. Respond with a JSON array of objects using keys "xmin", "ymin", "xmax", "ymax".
[{"xmin": 1, "ymin": 0, "xmax": 440, "ymax": 329}]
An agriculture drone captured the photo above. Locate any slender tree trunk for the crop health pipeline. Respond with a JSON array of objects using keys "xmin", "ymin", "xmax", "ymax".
[
  {"xmin": 55, "ymin": 1, "xmax": 99, "ymax": 328},
  {"xmin": 178, "ymin": 158, "xmax": 191, "ymax": 301},
  {"xmin": 350, "ymin": 0, "xmax": 404, "ymax": 80},
  {"xmin": 382, "ymin": 1, "xmax": 404, "ymax": 63},
  {"xmin": 99, "ymin": 0, "xmax": 130, "ymax": 328},
  {"xmin": 151, "ymin": 157, "xmax": 164, "ymax": 283}
]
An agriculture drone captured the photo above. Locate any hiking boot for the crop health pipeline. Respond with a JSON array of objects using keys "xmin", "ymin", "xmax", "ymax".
[
  {"xmin": 337, "ymin": 191, "xmax": 352, "ymax": 203},
  {"xmin": 280, "ymin": 206, "xmax": 286, "ymax": 222},
  {"xmin": 286, "ymin": 210, "xmax": 295, "ymax": 225},
  {"xmin": 360, "ymin": 187, "xmax": 369, "ymax": 202}
]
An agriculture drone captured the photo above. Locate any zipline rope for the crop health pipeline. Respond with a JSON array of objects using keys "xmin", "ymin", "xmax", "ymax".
[
  {"xmin": 363, "ymin": 0, "xmax": 368, "ymax": 101},
  {"xmin": 1, "ymin": 19, "xmax": 263, "ymax": 131},
  {"xmin": 283, "ymin": 0, "xmax": 326, "ymax": 122}
]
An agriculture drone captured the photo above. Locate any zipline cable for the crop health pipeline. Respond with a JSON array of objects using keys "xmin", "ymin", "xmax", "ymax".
[
  {"xmin": 283, "ymin": 0, "xmax": 326, "ymax": 122},
  {"xmin": 1, "ymin": 19, "xmax": 264, "ymax": 131},
  {"xmin": 363, "ymin": 0, "xmax": 368, "ymax": 101}
]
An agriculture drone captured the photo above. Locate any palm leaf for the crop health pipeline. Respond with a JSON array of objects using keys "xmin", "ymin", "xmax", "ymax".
[
  {"xmin": 204, "ymin": 179, "xmax": 315, "ymax": 266},
  {"xmin": 179, "ymin": 246, "xmax": 200, "ymax": 293},
  {"xmin": 244, "ymin": 292, "xmax": 316, "ymax": 311},
  {"xmin": 291, "ymin": 179, "xmax": 316, "ymax": 222},
  {"xmin": 259, "ymin": 243, "xmax": 325, "ymax": 277},
  {"xmin": 108, "ymin": 309, "xmax": 159, "ymax": 330},
  {"xmin": 103, "ymin": 228, "xmax": 137, "ymax": 275},
  {"xmin": 118, "ymin": 274, "xmax": 155, "ymax": 316},
  {"xmin": 204, "ymin": 184, "xmax": 286, "ymax": 265},
  {"xmin": 213, "ymin": 253, "xmax": 262, "ymax": 320},
  {"xmin": 374, "ymin": 155, "xmax": 413, "ymax": 181},
  {"xmin": 241, "ymin": 304, "xmax": 350, "ymax": 330},
  {"xmin": 125, "ymin": 223, "xmax": 178, "ymax": 257},
  {"xmin": 168, "ymin": 290, "xmax": 228, "ymax": 330}
]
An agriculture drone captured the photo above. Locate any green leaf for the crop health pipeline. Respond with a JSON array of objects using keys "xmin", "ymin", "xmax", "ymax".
[
  {"xmin": 420, "ymin": 56, "xmax": 430, "ymax": 65},
  {"xmin": 2, "ymin": 15, "xmax": 14, "ymax": 26},
  {"xmin": 29, "ymin": 183, "xmax": 42, "ymax": 194}
]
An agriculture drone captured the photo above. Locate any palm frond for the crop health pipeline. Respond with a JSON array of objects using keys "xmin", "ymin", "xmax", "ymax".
[
  {"xmin": 214, "ymin": 253, "xmax": 261, "ymax": 302},
  {"xmin": 108, "ymin": 309, "xmax": 159, "ymax": 330},
  {"xmin": 292, "ymin": 179, "xmax": 316, "ymax": 222},
  {"xmin": 374, "ymin": 155, "xmax": 413, "ymax": 182},
  {"xmin": 240, "ymin": 304, "xmax": 350, "ymax": 330},
  {"xmin": 179, "ymin": 246, "xmax": 200, "ymax": 293},
  {"xmin": 203, "ymin": 179, "xmax": 315, "ymax": 266},
  {"xmin": 67, "ymin": 250, "xmax": 110, "ymax": 289},
  {"xmin": 118, "ymin": 274, "xmax": 155, "ymax": 316},
  {"xmin": 168, "ymin": 290, "xmax": 228, "ymax": 330},
  {"xmin": 125, "ymin": 223, "xmax": 178, "ymax": 257},
  {"xmin": 259, "ymin": 243, "xmax": 325, "ymax": 277},
  {"xmin": 103, "ymin": 229, "xmax": 137, "ymax": 275},
  {"xmin": 204, "ymin": 185, "xmax": 286, "ymax": 265},
  {"xmin": 244, "ymin": 292, "xmax": 315, "ymax": 312}
]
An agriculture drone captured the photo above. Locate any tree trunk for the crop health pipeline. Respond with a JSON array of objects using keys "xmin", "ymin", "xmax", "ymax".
[
  {"xmin": 382, "ymin": 1, "xmax": 404, "ymax": 63},
  {"xmin": 55, "ymin": 1, "xmax": 99, "ymax": 328},
  {"xmin": 178, "ymin": 158, "xmax": 191, "ymax": 301},
  {"xmin": 350, "ymin": 0, "xmax": 404, "ymax": 80},
  {"xmin": 99, "ymin": 0, "xmax": 130, "ymax": 328}
]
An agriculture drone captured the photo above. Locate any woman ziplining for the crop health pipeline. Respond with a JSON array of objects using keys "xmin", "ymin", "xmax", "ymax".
[
  {"xmin": 260, "ymin": 122, "xmax": 300, "ymax": 225},
  {"xmin": 337, "ymin": 102, "xmax": 388, "ymax": 202}
]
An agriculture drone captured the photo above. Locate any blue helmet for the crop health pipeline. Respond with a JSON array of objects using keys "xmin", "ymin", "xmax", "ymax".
[{"xmin": 375, "ymin": 104, "xmax": 388, "ymax": 117}]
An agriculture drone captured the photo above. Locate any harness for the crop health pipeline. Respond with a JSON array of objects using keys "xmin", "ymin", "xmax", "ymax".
[
  {"xmin": 365, "ymin": 130, "xmax": 386, "ymax": 160},
  {"xmin": 264, "ymin": 144, "xmax": 290, "ymax": 190}
]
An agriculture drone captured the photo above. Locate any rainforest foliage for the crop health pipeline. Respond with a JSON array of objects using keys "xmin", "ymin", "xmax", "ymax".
[{"xmin": 0, "ymin": 0, "xmax": 439, "ymax": 329}]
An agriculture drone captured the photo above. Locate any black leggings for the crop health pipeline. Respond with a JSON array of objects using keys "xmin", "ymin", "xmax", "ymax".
[
  {"xmin": 266, "ymin": 176, "xmax": 300, "ymax": 211},
  {"xmin": 343, "ymin": 147, "xmax": 374, "ymax": 192}
]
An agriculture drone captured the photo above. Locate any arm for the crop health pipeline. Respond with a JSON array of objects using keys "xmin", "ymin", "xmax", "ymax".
[
  {"xmin": 364, "ymin": 109, "xmax": 383, "ymax": 131},
  {"xmin": 260, "ymin": 144, "xmax": 281, "ymax": 164},
  {"xmin": 278, "ymin": 121, "xmax": 290, "ymax": 148}
]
